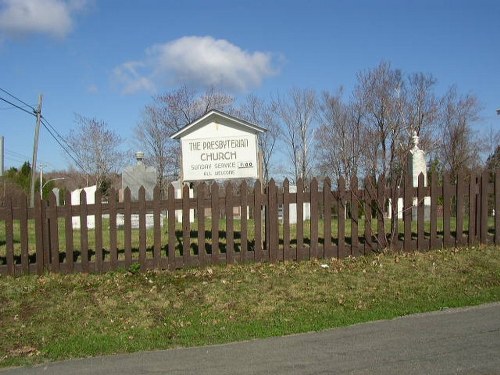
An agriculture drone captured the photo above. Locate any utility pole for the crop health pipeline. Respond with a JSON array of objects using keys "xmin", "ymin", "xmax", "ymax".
[{"xmin": 30, "ymin": 94, "xmax": 42, "ymax": 207}]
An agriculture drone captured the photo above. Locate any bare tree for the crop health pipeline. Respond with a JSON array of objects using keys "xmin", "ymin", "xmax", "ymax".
[
  {"xmin": 66, "ymin": 114, "xmax": 125, "ymax": 194},
  {"xmin": 239, "ymin": 94, "xmax": 280, "ymax": 183},
  {"xmin": 274, "ymin": 87, "xmax": 317, "ymax": 183},
  {"xmin": 315, "ymin": 88, "xmax": 363, "ymax": 184},
  {"xmin": 134, "ymin": 105, "xmax": 178, "ymax": 190},
  {"xmin": 437, "ymin": 86, "xmax": 482, "ymax": 177},
  {"xmin": 135, "ymin": 85, "xmax": 235, "ymax": 187},
  {"xmin": 354, "ymin": 62, "xmax": 409, "ymax": 182}
]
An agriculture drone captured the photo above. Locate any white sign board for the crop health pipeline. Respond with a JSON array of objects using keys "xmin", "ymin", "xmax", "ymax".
[{"xmin": 181, "ymin": 134, "xmax": 258, "ymax": 181}]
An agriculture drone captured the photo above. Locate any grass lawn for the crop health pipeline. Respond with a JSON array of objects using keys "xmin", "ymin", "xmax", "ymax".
[{"xmin": 1, "ymin": 244, "xmax": 499, "ymax": 368}]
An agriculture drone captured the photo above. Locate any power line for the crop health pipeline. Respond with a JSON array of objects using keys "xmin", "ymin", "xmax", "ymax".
[
  {"xmin": 41, "ymin": 118, "xmax": 89, "ymax": 175},
  {"xmin": 40, "ymin": 115, "xmax": 68, "ymax": 146},
  {"xmin": 0, "ymin": 87, "xmax": 36, "ymax": 111},
  {"xmin": 0, "ymin": 96, "xmax": 35, "ymax": 117}
]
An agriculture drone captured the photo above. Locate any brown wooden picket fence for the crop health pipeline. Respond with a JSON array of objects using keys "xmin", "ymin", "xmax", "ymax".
[{"xmin": 0, "ymin": 170, "xmax": 498, "ymax": 276}]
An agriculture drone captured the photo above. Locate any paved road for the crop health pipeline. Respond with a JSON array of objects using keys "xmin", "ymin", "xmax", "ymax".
[{"xmin": 3, "ymin": 303, "xmax": 500, "ymax": 374}]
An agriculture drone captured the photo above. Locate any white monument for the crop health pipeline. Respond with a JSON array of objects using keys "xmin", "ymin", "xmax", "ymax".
[{"xmin": 392, "ymin": 132, "xmax": 431, "ymax": 219}]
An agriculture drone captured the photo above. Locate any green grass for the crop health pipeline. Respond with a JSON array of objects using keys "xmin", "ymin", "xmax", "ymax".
[{"xmin": 1, "ymin": 245, "xmax": 499, "ymax": 368}]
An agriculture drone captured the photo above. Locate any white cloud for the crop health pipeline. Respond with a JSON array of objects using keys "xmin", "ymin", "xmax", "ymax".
[
  {"xmin": 113, "ymin": 36, "xmax": 278, "ymax": 94},
  {"xmin": 0, "ymin": 0, "xmax": 88, "ymax": 38}
]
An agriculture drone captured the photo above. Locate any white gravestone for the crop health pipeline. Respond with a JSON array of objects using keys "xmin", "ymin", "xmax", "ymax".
[{"xmin": 71, "ymin": 185, "xmax": 97, "ymax": 229}]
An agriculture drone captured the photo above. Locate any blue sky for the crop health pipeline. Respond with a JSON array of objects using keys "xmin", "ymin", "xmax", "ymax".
[{"xmin": 0, "ymin": 0, "xmax": 499, "ymax": 172}]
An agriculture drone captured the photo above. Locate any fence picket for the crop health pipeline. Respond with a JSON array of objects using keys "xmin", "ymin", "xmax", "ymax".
[
  {"xmin": 350, "ymin": 177, "xmax": 360, "ymax": 256},
  {"xmin": 376, "ymin": 177, "xmax": 386, "ymax": 251},
  {"xmin": 283, "ymin": 179, "xmax": 291, "ymax": 260},
  {"xmin": 108, "ymin": 189, "xmax": 118, "ymax": 270},
  {"xmin": 496, "ymin": 171, "xmax": 500, "ymax": 245},
  {"xmin": 5, "ymin": 197, "xmax": 14, "ymax": 275},
  {"xmin": 338, "ymin": 177, "xmax": 346, "ymax": 258},
  {"xmin": 240, "ymin": 181, "xmax": 248, "ymax": 262},
  {"xmin": 254, "ymin": 180, "xmax": 262, "ymax": 262},
  {"xmin": 267, "ymin": 179, "xmax": 279, "ymax": 262},
  {"xmin": 211, "ymin": 183, "xmax": 220, "ymax": 263},
  {"xmin": 19, "ymin": 194, "xmax": 29, "ymax": 274},
  {"xmin": 34, "ymin": 197, "xmax": 44, "ymax": 275},
  {"xmin": 64, "ymin": 190, "xmax": 74, "ymax": 273},
  {"xmin": 48, "ymin": 193, "xmax": 60, "ymax": 273},
  {"xmin": 468, "ymin": 174, "xmax": 476, "ymax": 245},
  {"xmin": 363, "ymin": 177, "xmax": 373, "ymax": 256},
  {"xmin": 197, "ymin": 183, "xmax": 206, "ymax": 265},
  {"xmin": 403, "ymin": 171, "xmax": 412, "ymax": 252},
  {"xmin": 296, "ymin": 178, "xmax": 305, "ymax": 260},
  {"xmin": 153, "ymin": 185, "xmax": 162, "ymax": 268},
  {"xmin": 226, "ymin": 183, "xmax": 235, "ymax": 264},
  {"xmin": 310, "ymin": 178, "xmax": 319, "ymax": 259},
  {"xmin": 430, "ymin": 172, "xmax": 438, "ymax": 249},
  {"xmin": 79, "ymin": 190, "xmax": 89, "ymax": 272},
  {"xmin": 95, "ymin": 189, "xmax": 103, "ymax": 273},
  {"xmin": 480, "ymin": 171, "xmax": 489, "ymax": 243},
  {"xmin": 456, "ymin": 172, "xmax": 465, "ymax": 246},
  {"xmin": 182, "ymin": 184, "xmax": 191, "ymax": 267},
  {"xmin": 167, "ymin": 184, "xmax": 176, "ymax": 269},
  {"xmin": 323, "ymin": 178, "xmax": 333, "ymax": 258},
  {"xmin": 123, "ymin": 188, "xmax": 132, "ymax": 268},
  {"xmin": 139, "ymin": 186, "xmax": 147, "ymax": 270},
  {"xmin": 417, "ymin": 173, "xmax": 426, "ymax": 251}
]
